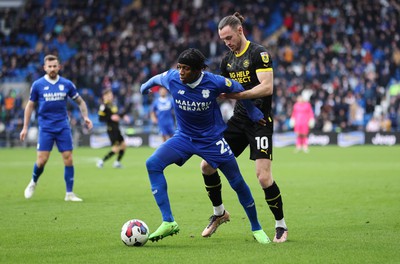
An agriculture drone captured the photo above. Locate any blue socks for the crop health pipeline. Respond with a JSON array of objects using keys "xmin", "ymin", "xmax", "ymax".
[
  {"xmin": 32, "ymin": 163, "xmax": 44, "ymax": 182},
  {"xmin": 64, "ymin": 166, "xmax": 74, "ymax": 192},
  {"xmin": 146, "ymin": 155, "xmax": 174, "ymax": 222},
  {"xmin": 219, "ymin": 161, "xmax": 262, "ymax": 231},
  {"xmin": 32, "ymin": 164, "xmax": 75, "ymax": 193}
]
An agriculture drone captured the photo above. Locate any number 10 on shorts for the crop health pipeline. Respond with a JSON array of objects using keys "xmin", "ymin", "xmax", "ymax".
[{"xmin": 255, "ymin": 136, "xmax": 269, "ymax": 150}]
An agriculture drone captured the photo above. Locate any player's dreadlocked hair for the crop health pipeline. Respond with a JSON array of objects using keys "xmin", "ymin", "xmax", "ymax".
[
  {"xmin": 177, "ymin": 48, "xmax": 208, "ymax": 71},
  {"xmin": 218, "ymin": 12, "xmax": 245, "ymax": 30}
]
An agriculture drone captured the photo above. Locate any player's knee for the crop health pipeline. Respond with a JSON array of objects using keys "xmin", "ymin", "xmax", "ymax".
[
  {"xmin": 146, "ymin": 155, "xmax": 165, "ymax": 173},
  {"xmin": 63, "ymin": 156, "xmax": 73, "ymax": 166},
  {"xmin": 36, "ymin": 159, "xmax": 47, "ymax": 167},
  {"xmin": 111, "ymin": 145, "xmax": 119, "ymax": 153},
  {"xmin": 200, "ymin": 160, "xmax": 215, "ymax": 175},
  {"xmin": 37, "ymin": 155, "xmax": 49, "ymax": 167},
  {"xmin": 121, "ymin": 142, "xmax": 126, "ymax": 150},
  {"xmin": 256, "ymin": 171, "xmax": 273, "ymax": 187}
]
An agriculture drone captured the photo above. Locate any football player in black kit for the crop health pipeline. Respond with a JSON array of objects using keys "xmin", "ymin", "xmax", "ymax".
[
  {"xmin": 200, "ymin": 12, "xmax": 288, "ymax": 243},
  {"xmin": 97, "ymin": 88, "xmax": 126, "ymax": 168}
]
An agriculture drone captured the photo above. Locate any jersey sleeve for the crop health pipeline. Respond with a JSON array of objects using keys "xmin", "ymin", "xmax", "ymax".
[
  {"xmin": 159, "ymin": 70, "xmax": 173, "ymax": 90},
  {"xmin": 151, "ymin": 100, "xmax": 158, "ymax": 113},
  {"xmin": 98, "ymin": 104, "xmax": 110, "ymax": 122},
  {"xmin": 215, "ymin": 74, "xmax": 264, "ymax": 122},
  {"xmin": 219, "ymin": 56, "xmax": 229, "ymax": 78},
  {"xmin": 226, "ymin": 78, "xmax": 245, "ymax": 93},
  {"xmin": 29, "ymin": 82, "xmax": 39, "ymax": 102},
  {"xmin": 214, "ymin": 74, "xmax": 244, "ymax": 94},
  {"xmin": 140, "ymin": 70, "xmax": 173, "ymax": 94},
  {"xmin": 67, "ymin": 80, "xmax": 79, "ymax": 100},
  {"xmin": 253, "ymin": 47, "xmax": 273, "ymax": 73}
]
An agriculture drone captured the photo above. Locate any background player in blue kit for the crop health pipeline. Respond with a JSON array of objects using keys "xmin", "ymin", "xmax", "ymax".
[
  {"xmin": 20, "ymin": 54, "xmax": 93, "ymax": 202},
  {"xmin": 150, "ymin": 86, "xmax": 175, "ymax": 142},
  {"xmin": 140, "ymin": 48, "xmax": 271, "ymax": 244}
]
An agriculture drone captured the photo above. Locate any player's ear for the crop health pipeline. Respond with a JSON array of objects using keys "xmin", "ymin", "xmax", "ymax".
[{"xmin": 237, "ymin": 25, "xmax": 243, "ymax": 35}]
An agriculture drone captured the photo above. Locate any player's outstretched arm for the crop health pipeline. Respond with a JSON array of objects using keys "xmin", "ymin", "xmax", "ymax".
[
  {"xmin": 140, "ymin": 74, "xmax": 163, "ymax": 94},
  {"xmin": 225, "ymin": 71, "xmax": 273, "ymax": 100},
  {"xmin": 20, "ymin": 100, "xmax": 35, "ymax": 141},
  {"xmin": 227, "ymin": 78, "xmax": 266, "ymax": 125},
  {"xmin": 240, "ymin": 99, "xmax": 266, "ymax": 125}
]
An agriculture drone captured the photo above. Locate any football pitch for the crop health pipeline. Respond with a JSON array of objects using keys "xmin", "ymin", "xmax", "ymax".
[{"xmin": 1, "ymin": 145, "xmax": 399, "ymax": 263}]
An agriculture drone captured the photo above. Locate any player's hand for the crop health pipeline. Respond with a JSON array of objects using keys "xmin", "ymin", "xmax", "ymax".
[
  {"xmin": 218, "ymin": 93, "xmax": 227, "ymax": 99},
  {"xmin": 289, "ymin": 118, "xmax": 295, "ymax": 128},
  {"xmin": 111, "ymin": 114, "xmax": 120, "ymax": 122},
  {"xmin": 20, "ymin": 128, "xmax": 27, "ymax": 142},
  {"xmin": 257, "ymin": 118, "xmax": 267, "ymax": 126},
  {"xmin": 123, "ymin": 115, "xmax": 130, "ymax": 123},
  {"xmin": 140, "ymin": 84, "xmax": 151, "ymax": 95},
  {"xmin": 224, "ymin": 92, "xmax": 241, "ymax": 99},
  {"xmin": 85, "ymin": 118, "xmax": 93, "ymax": 130},
  {"xmin": 245, "ymin": 104, "xmax": 264, "ymax": 123},
  {"xmin": 308, "ymin": 118, "xmax": 315, "ymax": 128}
]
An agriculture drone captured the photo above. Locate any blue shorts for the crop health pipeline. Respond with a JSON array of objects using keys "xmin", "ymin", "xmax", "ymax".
[
  {"xmin": 153, "ymin": 134, "xmax": 235, "ymax": 169},
  {"xmin": 37, "ymin": 127, "xmax": 73, "ymax": 152},
  {"xmin": 159, "ymin": 123, "xmax": 175, "ymax": 136}
]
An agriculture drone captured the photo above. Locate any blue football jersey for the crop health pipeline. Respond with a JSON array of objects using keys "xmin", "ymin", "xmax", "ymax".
[
  {"xmin": 29, "ymin": 75, "xmax": 79, "ymax": 131},
  {"xmin": 152, "ymin": 96, "xmax": 175, "ymax": 128},
  {"xmin": 153, "ymin": 70, "xmax": 245, "ymax": 140}
]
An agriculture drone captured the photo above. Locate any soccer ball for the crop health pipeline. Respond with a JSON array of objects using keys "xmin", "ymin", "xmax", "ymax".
[{"xmin": 121, "ymin": 219, "xmax": 150, "ymax": 247}]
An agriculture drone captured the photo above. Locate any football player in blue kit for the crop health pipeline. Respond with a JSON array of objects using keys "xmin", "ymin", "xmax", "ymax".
[
  {"xmin": 20, "ymin": 54, "xmax": 93, "ymax": 202},
  {"xmin": 140, "ymin": 48, "xmax": 271, "ymax": 244},
  {"xmin": 150, "ymin": 86, "xmax": 175, "ymax": 142}
]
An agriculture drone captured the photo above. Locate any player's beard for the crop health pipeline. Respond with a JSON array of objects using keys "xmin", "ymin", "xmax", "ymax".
[{"xmin": 48, "ymin": 71, "xmax": 57, "ymax": 79}]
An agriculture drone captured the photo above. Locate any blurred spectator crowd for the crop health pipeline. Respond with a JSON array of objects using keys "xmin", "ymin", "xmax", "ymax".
[{"xmin": 1, "ymin": 0, "xmax": 400, "ymax": 145}]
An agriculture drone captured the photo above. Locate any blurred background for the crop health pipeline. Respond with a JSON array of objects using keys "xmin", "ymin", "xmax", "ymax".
[{"xmin": 1, "ymin": 0, "xmax": 399, "ymax": 148}]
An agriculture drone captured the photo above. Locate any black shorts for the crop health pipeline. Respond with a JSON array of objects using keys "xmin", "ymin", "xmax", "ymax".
[
  {"xmin": 224, "ymin": 116, "xmax": 273, "ymax": 160},
  {"xmin": 107, "ymin": 128, "xmax": 124, "ymax": 145}
]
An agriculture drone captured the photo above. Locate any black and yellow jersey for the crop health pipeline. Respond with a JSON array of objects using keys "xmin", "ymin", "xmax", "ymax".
[
  {"xmin": 98, "ymin": 103, "xmax": 120, "ymax": 131},
  {"xmin": 220, "ymin": 41, "xmax": 273, "ymax": 121}
]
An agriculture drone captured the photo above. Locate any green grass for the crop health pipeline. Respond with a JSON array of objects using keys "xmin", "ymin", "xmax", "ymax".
[{"xmin": 1, "ymin": 146, "xmax": 399, "ymax": 263}]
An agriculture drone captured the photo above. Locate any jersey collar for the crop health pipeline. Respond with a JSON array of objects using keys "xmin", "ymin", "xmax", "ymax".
[
  {"xmin": 186, "ymin": 72, "xmax": 204, "ymax": 89},
  {"xmin": 235, "ymin": 41, "xmax": 250, "ymax": 57},
  {"xmin": 44, "ymin": 74, "xmax": 60, "ymax": 85}
]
